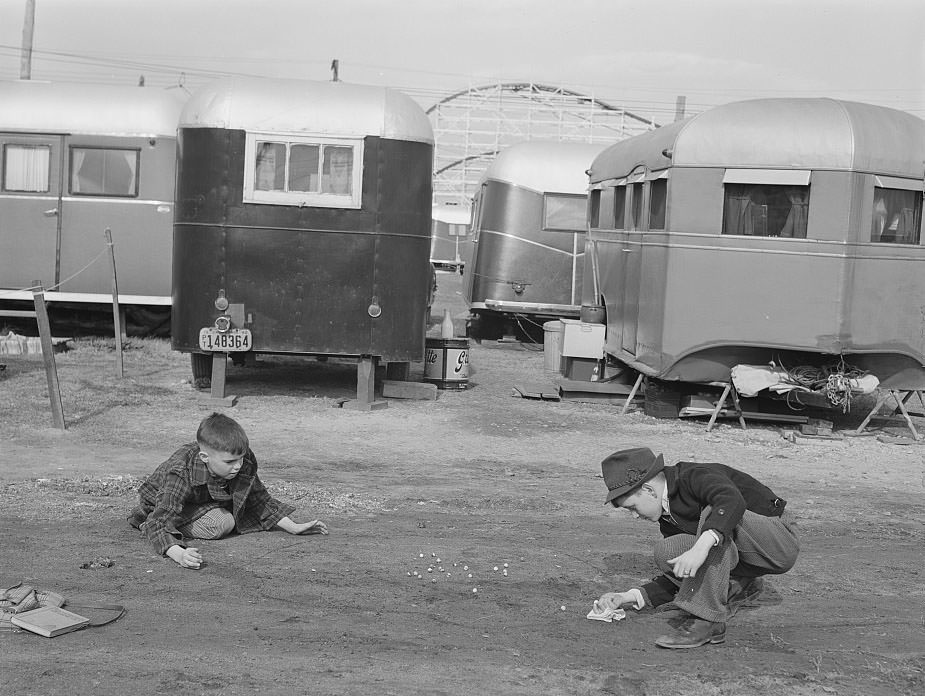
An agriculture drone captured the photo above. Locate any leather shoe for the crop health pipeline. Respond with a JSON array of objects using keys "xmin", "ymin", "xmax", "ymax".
[
  {"xmin": 727, "ymin": 577, "xmax": 764, "ymax": 618},
  {"xmin": 655, "ymin": 614, "xmax": 726, "ymax": 649}
]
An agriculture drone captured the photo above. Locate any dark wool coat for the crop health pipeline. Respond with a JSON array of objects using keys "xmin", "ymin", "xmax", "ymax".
[
  {"xmin": 128, "ymin": 444, "xmax": 295, "ymax": 555},
  {"xmin": 642, "ymin": 462, "xmax": 787, "ymax": 606}
]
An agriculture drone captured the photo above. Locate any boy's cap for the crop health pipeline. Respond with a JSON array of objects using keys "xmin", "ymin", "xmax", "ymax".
[{"xmin": 602, "ymin": 447, "xmax": 665, "ymax": 504}]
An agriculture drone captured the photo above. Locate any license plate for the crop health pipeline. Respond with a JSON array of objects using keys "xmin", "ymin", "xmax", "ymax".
[{"xmin": 198, "ymin": 328, "xmax": 252, "ymax": 352}]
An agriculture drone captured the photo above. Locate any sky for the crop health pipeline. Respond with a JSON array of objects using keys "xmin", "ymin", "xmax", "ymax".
[{"xmin": 0, "ymin": 0, "xmax": 923, "ymax": 121}]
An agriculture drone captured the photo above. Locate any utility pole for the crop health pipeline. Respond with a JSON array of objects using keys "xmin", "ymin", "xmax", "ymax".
[
  {"xmin": 674, "ymin": 95, "xmax": 687, "ymax": 122},
  {"xmin": 20, "ymin": 0, "xmax": 36, "ymax": 79}
]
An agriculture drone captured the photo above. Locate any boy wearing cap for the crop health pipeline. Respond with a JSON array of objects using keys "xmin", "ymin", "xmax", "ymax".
[{"xmin": 596, "ymin": 446, "xmax": 799, "ymax": 649}]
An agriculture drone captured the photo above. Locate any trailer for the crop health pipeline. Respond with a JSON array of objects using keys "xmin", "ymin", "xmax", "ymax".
[
  {"xmin": 587, "ymin": 98, "xmax": 925, "ymax": 415},
  {"xmin": 465, "ymin": 140, "xmax": 606, "ymax": 341},
  {"xmin": 0, "ymin": 80, "xmax": 185, "ymax": 334},
  {"xmin": 171, "ymin": 77, "xmax": 434, "ymax": 407}
]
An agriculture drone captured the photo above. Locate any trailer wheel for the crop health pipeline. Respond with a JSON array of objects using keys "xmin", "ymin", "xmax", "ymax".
[
  {"xmin": 190, "ymin": 352, "xmax": 211, "ymax": 389},
  {"xmin": 643, "ymin": 378, "xmax": 682, "ymax": 419}
]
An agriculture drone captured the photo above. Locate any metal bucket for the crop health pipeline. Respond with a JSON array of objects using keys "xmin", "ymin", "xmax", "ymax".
[
  {"xmin": 424, "ymin": 337, "xmax": 470, "ymax": 389},
  {"xmin": 543, "ymin": 320, "xmax": 564, "ymax": 373}
]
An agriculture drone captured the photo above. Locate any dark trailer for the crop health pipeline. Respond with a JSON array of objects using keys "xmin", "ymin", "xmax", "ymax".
[
  {"xmin": 172, "ymin": 78, "xmax": 434, "ymax": 407},
  {"xmin": 466, "ymin": 140, "xmax": 605, "ymax": 341}
]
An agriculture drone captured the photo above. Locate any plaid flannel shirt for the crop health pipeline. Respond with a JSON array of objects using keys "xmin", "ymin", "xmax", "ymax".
[{"xmin": 128, "ymin": 443, "xmax": 295, "ymax": 556}]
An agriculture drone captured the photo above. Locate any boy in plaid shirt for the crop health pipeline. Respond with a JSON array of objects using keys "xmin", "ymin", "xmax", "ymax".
[{"xmin": 128, "ymin": 412, "xmax": 327, "ymax": 569}]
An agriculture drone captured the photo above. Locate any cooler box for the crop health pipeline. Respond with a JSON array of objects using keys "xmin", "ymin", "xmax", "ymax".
[{"xmin": 560, "ymin": 319, "xmax": 605, "ymax": 359}]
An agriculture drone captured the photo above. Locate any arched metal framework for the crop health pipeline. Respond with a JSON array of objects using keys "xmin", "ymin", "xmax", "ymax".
[{"xmin": 427, "ymin": 82, "xmax": 659, "ymax": 207}]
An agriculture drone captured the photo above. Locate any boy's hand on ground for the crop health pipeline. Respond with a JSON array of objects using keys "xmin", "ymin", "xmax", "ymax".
[
  {"xmin": 290, "ymin": 519, "xmax": 329, "ymax": 535},
  {"xmin": 167, "ymin": 544, "xmax": 202, "ymax": 569},
  {"xmin": 598, "ymin": 591, "xmax": 634, "ymax": 610}
]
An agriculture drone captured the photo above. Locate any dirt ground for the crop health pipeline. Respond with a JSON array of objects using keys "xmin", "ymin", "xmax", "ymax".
[{"xmin": 1, "ymin": 272, "xmax": 923, "ymax": 696}]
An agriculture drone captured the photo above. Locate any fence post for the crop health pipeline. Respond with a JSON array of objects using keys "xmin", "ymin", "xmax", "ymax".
[
  {"xmin": 31, "ymin": 281, "xmax": 66, "ymax": 430},
  {"xmin": 105, "ymin": 228, "xmax": 124, "ymax": 377}
]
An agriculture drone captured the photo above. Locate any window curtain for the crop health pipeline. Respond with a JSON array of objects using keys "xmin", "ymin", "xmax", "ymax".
[
  {"xmin": 724, "ymin": 195, "xmax": 752, "ymax": 235},
  {"xmin": 779, "ymin": 190, "xmax": 808, "ymax": 238},
  {"xmin": 872, "ymin": 188, "xmax": 921, "ymax": 244},
  {"xmin": 4, "ymin": 145, "xmax": 49, "ymax": 192}
]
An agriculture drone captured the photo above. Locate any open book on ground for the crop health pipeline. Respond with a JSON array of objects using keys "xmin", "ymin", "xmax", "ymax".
[{"xmin": 10, "ymin": 605, "xmax": 89, "ymax": 637}]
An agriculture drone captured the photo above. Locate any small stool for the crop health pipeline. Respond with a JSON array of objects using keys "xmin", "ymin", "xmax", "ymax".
[
  {"xmin": 705, "ymin": 382, "xmax": 747, "ymax": 432},
  {"xmin": 854, "ymin": 389, "xmax": 924, "ymax": 440}
]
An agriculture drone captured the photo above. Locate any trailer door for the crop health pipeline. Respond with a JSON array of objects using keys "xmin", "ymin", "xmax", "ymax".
[
  {"xmin": 620, "ymin": 235, "xmax": 642, "ymax": 355},
  {"xmin": 0, "ymin": 133, "xmax": 64, "ymax": 291}
]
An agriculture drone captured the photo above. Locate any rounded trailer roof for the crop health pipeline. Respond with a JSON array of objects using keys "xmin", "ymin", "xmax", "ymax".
[
  {"xmin": 591, "ymin": 98, "xmax": 925, "ymax": 181},
  {"xmin": 0, "ymin": 80, "xmax": 187, "ymax": 137},
  {"xmin": 483, "ymin": 140, "xmax": 608, "ymax": 194},
  {"xmin": 181, "ymin": 77, "xmax": 434, "ymax": 144}
]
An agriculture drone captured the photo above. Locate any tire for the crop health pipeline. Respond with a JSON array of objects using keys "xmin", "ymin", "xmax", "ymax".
[
  {"xmin": 644, "ymin": 378, "xmax": 683, "ymax": 419},
  {"xmin": 190, "ymin": 352, "xmax": 211, "ymax": 389}
]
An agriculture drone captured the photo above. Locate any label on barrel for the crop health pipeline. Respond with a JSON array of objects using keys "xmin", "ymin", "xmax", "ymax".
[{"xmin": 424, "ymin": 339, "xmax": 469, "ymax": 387}]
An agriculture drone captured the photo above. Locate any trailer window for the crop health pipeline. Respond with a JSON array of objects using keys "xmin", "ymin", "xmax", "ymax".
[
  {"xmin": 245, "ymin": 134, "xmax": 362, "ymax": 208},
  {"xmin": 649, "ymin": 179, "xmax": 667, "ymax": 230},
  {"xmin": 593, "ymin": 188, "xmax": 615, "ymax": 228},
  {"xmin": 2, "ymin": 144, "xmax": 50, "ymax": 193},
  {"xmin": 589, "ymin": 189, "xmax": 601, "ymax": 227},
  {"xmin": 871, "ymin": 187, "xmax": 922, "ymax": 245},
  {"xmin": 722, "ymin": 184, "xmax": 808, "ymax": 238},
  {"xmin": 613, "ymin": 186, "xmax": 626, "ymax": 230},
  {"xmin": 544, "ymin": 194, "xmax": 586, "ymax": 231},
  {"xmin": 631, "ymin": 183, "xmax": 644, "ymax": 229},
  {"xmin": 70, "ymin": 147, "xmax": 139, "ymax": 197}
]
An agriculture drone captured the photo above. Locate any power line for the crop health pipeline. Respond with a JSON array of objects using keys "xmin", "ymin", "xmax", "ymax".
[{"xmin": 1, "ymin": 43, "xmax": 922, "ymax": 116}]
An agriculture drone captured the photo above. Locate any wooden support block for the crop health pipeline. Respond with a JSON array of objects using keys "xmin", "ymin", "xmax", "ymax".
[
  {"xmin": 356, "ymin": 355, "xmax": 378, "ymax": 405},
  {"xmin": 382, "ymin": 380, "xmax": 437, "ymax": 400},
  {"xmin": 557, "ymin": 378, "xmax": 637, "ymax": 395},
  {"xmin": 210, "ymin": 352, "xmax": 228, "ymax": 400},
  {"xmin": 342, "ymin": 398, "xmax": 389, "ymax": 411},
  {"xmin": 199, "ymin": 394, "xmax": 239, "ymax": 407},
  {"xmin": 343, "ymin": 355, "xmax": 388, "ymax": 410}
]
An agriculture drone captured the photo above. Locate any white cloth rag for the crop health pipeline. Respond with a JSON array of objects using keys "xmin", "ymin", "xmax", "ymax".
[{"xmin": 586, "ymin": 600, "xmax": 626, "ymax": 622}]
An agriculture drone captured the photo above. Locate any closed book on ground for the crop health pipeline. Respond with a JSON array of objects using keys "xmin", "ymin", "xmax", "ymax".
[{"xmin": 10, "ymin": 605, "xmax": 89, "ymax": 637}]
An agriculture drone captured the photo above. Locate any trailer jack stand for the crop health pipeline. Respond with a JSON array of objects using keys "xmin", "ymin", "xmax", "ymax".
[
  {"xmin": 200, "ymin": 352, "xmax": 238, "ymax": 407},
  {"xmin": 343, "ymin": 355, "xmax": 388, "ymax": 411}
]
